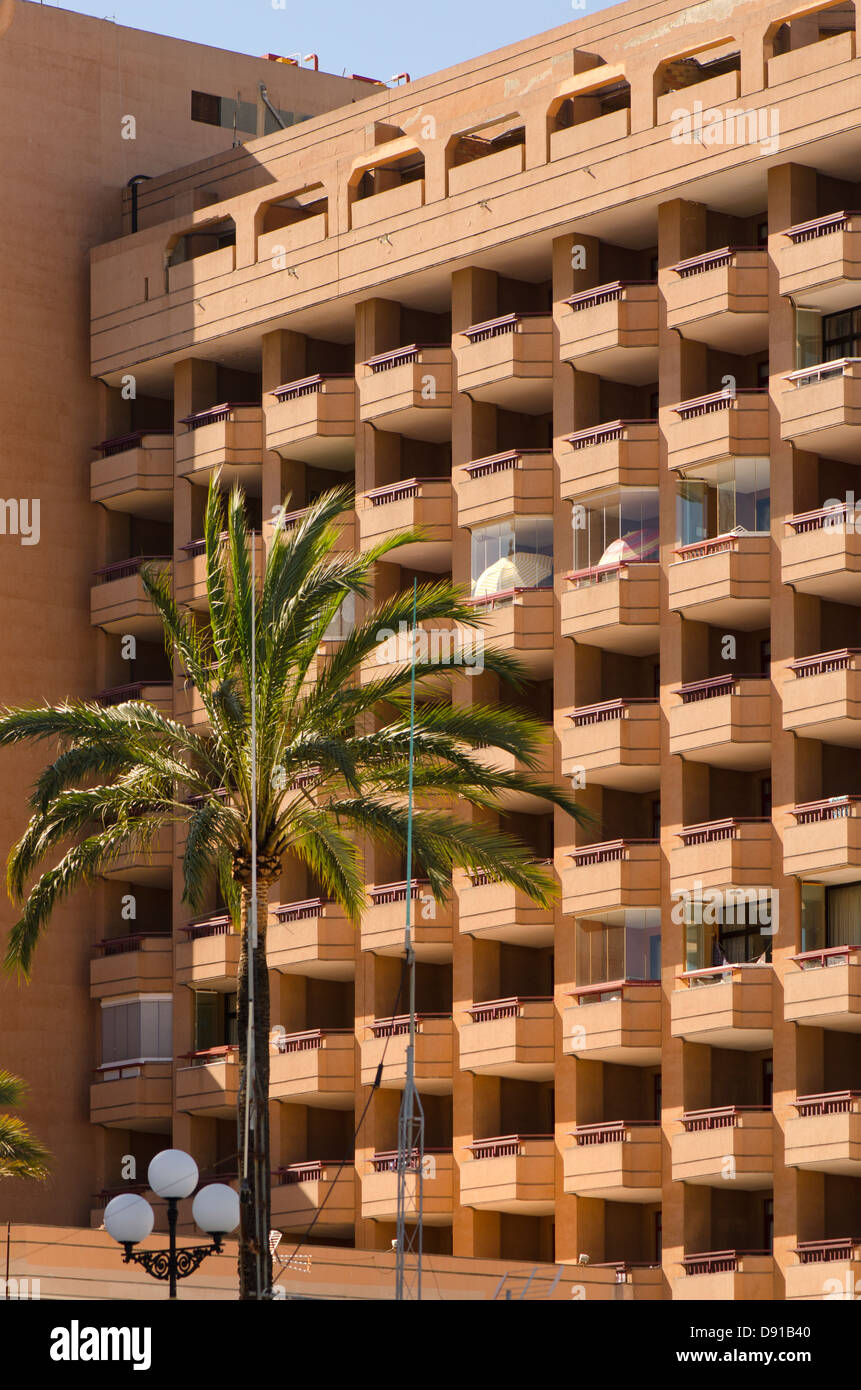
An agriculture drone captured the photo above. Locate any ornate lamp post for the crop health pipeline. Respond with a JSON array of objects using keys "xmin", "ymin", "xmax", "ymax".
[{"xmin": 104, "ymin": 1148, "xmax": 239, "ymax": 1299}]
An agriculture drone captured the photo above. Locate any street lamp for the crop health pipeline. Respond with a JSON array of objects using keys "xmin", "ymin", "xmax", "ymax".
[{"xmin": 104, "ymin": 1148, "xmax": 239, "ymax": 1298}]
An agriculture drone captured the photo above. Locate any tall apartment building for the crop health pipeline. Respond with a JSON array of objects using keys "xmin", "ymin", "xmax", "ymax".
[
  {"xmin": 0, "ymin": 0, "xmax": 382, "ymax": 1228},
  {"xmin": 6, "ymin": 0, "xmax": 861, "ymax": 1302}
]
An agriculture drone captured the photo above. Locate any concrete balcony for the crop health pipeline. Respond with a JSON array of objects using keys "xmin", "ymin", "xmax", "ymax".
[
  {"xmin": 464, "ymin": 587, "xmax": 553, "ymax": 677},
  {"xmin": 97, "ymin": 681, "xmax": 173, "ymax": 717},
  {"xmin": 456, "ymin": 868, "xmax": 554, "ymax": 947},
  {"xmin": 90, "ymin": 556, "xmax": 170, "ymax": 640},
  {"xmin": 781, "ymin": 359, "xmax": 861, "ymax": 462},
  {"xmin": 357, "ymin": 344, "xmax": 452, "ymax": 441},
  {"xmin": 90, "ymin": 1062, "xmax": 172, "ymax": 1131},
  {"xmin": 785, "ymin": 1092, "xmax": 861, "ymax": 1174},
  {"xmin": 783, "ymin": 649, "xmax": 861, "ymax": 744},
  {"xmin": 561, "ymin": 563, "xmax": 659, "ymax": 655},
  {"xmin": 777, "ymin": 210, "xmax": 861, "ymax": 311},
  {"xmin": 457, "ymin": 451, "xmax": 552, "ymax": 529},
  {"xmin": 561, "ymin": 981, "xmax": 662, "ymax": 1066},
  {"xmin": 360, "ymin": 1013, "xmax": 453, "ymax": 1093},
  {"xmin": 665, "ymin": 248, "xmax": 768, "ymax": 351},
  {"xmin": 562, "ymin": 839, "xmax": 660, "ymax": 915},
  {"xmin": 664, "ymin": 390, "xmax": 769, "ymax": 470},
  {"xmin": 460, "ymin": 1135, "xmax": 555, "ymax": 1215},
  {"xmin": 785, "ymin": 947, "xmax": 861, "ymax": 1031},
  {"xmin": 670, "ymin": 964, "xmax": 773, "ymax": 1050},
  {"xmin": 562, "ymin": 699, "xmax": 659, "ymax": 792},
  {"xmin": 668, "ymin": 535, "xmax": 770, "ymax": 629},
  {"xmin": 564, "ymin": 1121, "xmax": 661, "ymax": 1202},
  {"xmin": 100, "ymin": 827, "xmax": 172, "ymax": 889},
  {"xmin": 176, "ymin": 534, "xmax": 264, "ymax": 611},
  {"xmin": 669, "ymin": 675, "xmax": 771, "ymax": 769},
  {"xmin": 175, "ymin": 914, "xmax": 239, "ymax": 990},
  {"xmin": 675, "ymin": 1251, "xmax": 775, "ymax": 1300},
  {"xmin": 175, "ymin": 1047, "xmax": 238, "ymax": 1119},
  {"xmin": 454, "ymin": 313, "xmax": 552, "ymax": 412},
  {"xmin": 672, "ymin": 1107, "xmax": 773, "ymax": 1188},
  {"xmin": 266, "ymin": 374, "xmax": 355, "ymax": 467},
  {"xmin": 783, "ymin": 507, "xmax": 861, "ymax": 603},
  {"xmin": 786, "ymin": 1239, "xmax": 861, "ymax": 1300},
  {"xmin": 268, "ymin": 898, "xmax": 354, "ymax": 981},
  {"xmin": 362, "ymin": 1149, "xmax": 453, "ymax": 1224},
  {"xmin": 360, "ymin": 880, "xmax": 452, "ymax": 962},
  {"xmin": 357, "ymin": 476, "xmax": 452, "ymax": 572},
  {"xmin": 671, "ymin": 819, "xmax": 771, "ymax": 895},
  {"xmin": 270, "ymin": 1029, "xmax": 354, "ymax": 1109},
  {"xmin": 459, "ymin": 997, "xmax": 554, "ymax": 1080},
  {"xmin": 90, "ymin": 430, "xmax": 173, "ymax": 518},
  {"xmin": 175, "ymin": 403, "xmax": 263, "ymax": 486},
  {"xmin": 271, "ymin": 1161, "xmax": 354, "ymax": 1236},
  {"xmin": 559, "ymin": 420, "xmax": 658, "ymax": 500},
  {"xmin": 784, "ymin": 797, "xmax": 861, "ymax": 882},
  {"xmin": 90, "ymin": 934, "xmax": 172, "ymax": 1001},
  {"xmin": 558, "ymin": 282, "xmax": 658, "ymax": 385}
]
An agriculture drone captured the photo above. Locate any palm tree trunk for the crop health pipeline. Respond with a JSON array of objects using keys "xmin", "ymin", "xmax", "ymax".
[{"xmin": 236, "ymin": 880, "xmax": 273, "ymax": 1300}]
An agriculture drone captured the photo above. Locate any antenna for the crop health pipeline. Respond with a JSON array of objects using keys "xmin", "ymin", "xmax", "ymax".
[{"xmin": 395, "ymin": 579, "xmax": 425, "ymax": 1301}]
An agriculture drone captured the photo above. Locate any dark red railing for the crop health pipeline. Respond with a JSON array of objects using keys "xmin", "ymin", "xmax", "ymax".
[
  {"xmin": 565, "ymin": 281, "xmax": 655, "ymax": 311},
  {"xmin": 95, "ymin": 429, "xmax": 172, "ymax": 456},
  {"xmin": 789, "ymin": 649, "xmax": 861, "ymax": 678},
  {"xmin": 682, "ymin": 1250, "xmax": 770, "ymax": 1276},
  {"xmin": 792, "ymin": 1091, "xmax": 861, "ymax": 1117},
  {"xmin": 565, "ymin": 419, "xmax": 655, "ymax": 450},
  {"xmin": 676, "ymin": 674, "xmax": 763, "ymax": 703},
  {"xmin": 273, "ymin": 897, "xmax": 329, "ymax": 923},
  {"xmin": 181, "ymin": 912, "xmax": 232, "ymax": 940},
  {"xmin": 791, "ymin": 796, "xmax": 860, "ymax": 824},
  {"xmin": 673, "ymin": 388, "xmax": 766, "ymax": 419},
  {"xmin": 467, "ymin": 996, "xmax": 551, "ymax": 1023},
  {"xmin": 365, "ymin": 343, "xmax": 447, "ymax": 373},
  {"xmin": 462, "ymin": 311, "xmax": 547, "ymax": 342},
  {"xmin": 783, "ymin": 210, "xmax": 859, "ymax": 243},
  {"xmin": 178, "ymin": 402, "xmax": 259, "ymax": 429},
  {"xmin": 467, "ymin": 1134, "xmax": 552, "ymax": 1159},
  {"xmin": 569, "ymin": 697, "xmax": 655, "ymax": 725},
  {"xmin": 678, "ymin": 817, "xmax": 767, "ymax": 846},
  {"xmin": 795, "ymin": 1237, "xmax": 861, "ymax": 1265},
  {"xmin": 572, "ymin": 1120, "xmax": 655, "ymax": 1145},
  {"xmin": 670, "ymin": 246, "xmax": 759, "ymax": 277},
  {"xmin": 680, "ymin": 1106, "xmax": 770, "ymax": 1133},
  {"xmin": 271, "ymin": 373, "xmax": 352, "ymax": 402},
  {"xmin": 96, "ymin": 681, "xmax": 172, "ymax": 705},
  {"xmin": 570, "ymin": 838, "xmax": 658, "ymax": 866},
  {"xmin": 463, "ymin": 448, "xmax": 551, "ymax": 478},
  {"xmin": 369, "ymin": 879, "xmax": 432, "ymax": 905},
  {"xmin": 363, "ymin": 476, "xmax": 446, "ymax": 506},
  {"xmin": 94, "ymin": 932, "xmax": 169, "ymax": 956},
  {"xmin": 369, "ymin": 1012, "xmax": 450, "ymax": 1038},
  {"xmin": 92, "ymin": 555, "xmax": 170, "ymax": 583}
]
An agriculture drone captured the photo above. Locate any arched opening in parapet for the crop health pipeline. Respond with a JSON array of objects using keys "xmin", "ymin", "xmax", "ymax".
[
  {"xmin": 167, "ymin": 216, "xmax": 236, "ymax": 269},
  {"xmin": 765, "ymin": 1, "xmax": 855, "ymax": 64},
  {"xmin": 257, "ymin": 183, "xmax": 327, "ymax": 237}
]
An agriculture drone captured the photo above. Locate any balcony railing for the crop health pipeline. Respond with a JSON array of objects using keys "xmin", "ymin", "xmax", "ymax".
[
  {"xmin": 571, "ymin": 1120, "xmax": 654, "ymax": 1145},
  {"xmin": 364, "ymin": 476, "xmax": 441, "ymax": 506},
  {"xmin": 682, "ymin": 1250, "xmax": 770, "ymax": 1276},
  {"xmin": 466, "ymin": 1134, "xmax": 553, "ymax": 1160},
  {"xmin": 92, "ymin": 555, "xmax": 170, "ymax": 583},
  {"xmin": 272, "ymin": 897, "xmax": 330, "ymax": 923},
  {"xmin": 95, "ymin": 429, "xmax": 172, "ymax": 456},
  {"xmin": 370, "ymin": 1148, "xmax": 449, "ymax": 1172},
  {"xmin": 369, "ymin": 1012, "xmax": 450, "ymax": 1038},
  {"xmin": 566, "ymin": 560, "xmax": 651, "ymax": 588},
  {"xmin": 673, "ymin": 533, "xmax": 753, "ymax": 562},
  {"xmin": 180, "ymin": 1045, "xmax": 238, "ymax": 1066},
  {"xmin": 565, "ymin": 418, "xmax": 654, "ymax": 450},
  {"xmin": 467, "ymin": 996, "xmax": 551, "ymax": 1022},
  {"xmin": 785, "ymin": 357, "xmax": 861, "ymax": 389},
  {"xmin": 461, "ymin": 311, "xmax": 547, "ymax": 342},
  {"xmin": 568, "ymin": 697, "xmax": 654, "ymax": 725},
  {"xmin": 464, "ymin": 584, "xmax": 549, "ymax": 611},
  {"xmin": 792, "ymin": 1091, "xmax": 861, "ymax": 1117},
  {"xmin": 272, "ymin": 1028, "xmax": 352, "ymax": 1054},
  {"xmin": 794, "ymin": 1237, "xmax": 861, "ymax": 1265},
  {"xmin": 181, "ymin": 912, "xmax": 232, "ymax": 940},
  {"xmin": 274, "ymin": 1159, "xmax": 344, "ymax": 1184},
  {"xmin": 792, "ymin": 945, "xmax": 861, "ymax": 970},
  {"xmin": 570, "ymin": 978, "xmax": 658, "ymax": 1004},
  {"xmin": 369, "ymin": 879, "xmax": 431, "ymax": 905},
  {"xmin": 787, "ymin": 504, "xmax": 854, "ymax": 534},
  {"xmin": 673, "ymin": 387, "xmax": 765, "ymax": 419},
  {"xmin": 365, "ymin": 343, "xmax": 445, "ymax": 373},
  {"xmin": 676, "ymin": 674, "xmax": 761, "ymax": 702},
  {"xmin": 790, "ymin": 648, "xmax": 861, "ymax": 677},
  {"xmin": 783, "ymin": 211, "xmax": 859, "ymax": 243},
  {"xmin": 94, "ymin": 932, "xmax": 169, "ymax": 956},
  {"xmin": 564, "ymin": 280, "xmax": 655, "ymax": 311},
  {"xmin": 791, "ymin": 796, "xmax": 861, "ymax": 825},
  {"xmin": 678, "ymin": 817, "xmax": 768, "ymax": 846},
  {"xmin": 271, "ymin": 373, "xmax": 353, "ymax": 402},
  {"xmin": 670, "ymin": 246, "xmax": 758, "ymax": 277},
  {"xmin": 462, "ymin": 448, "xmax": 550, "ymax": 478},
  {"xmin": 96, "ymin": 681, "xmax": 172, "ymax": 705},
  {"xmin": 680, "ymin": 1106, "xmax": 770, "ymax": 1132},
  {"xmin": 570, "ymin": 838, "xmax": 658, "ymax": 866},
  {"xmin": 178, "ymin": 401, "xmax": 259, "ymax": 429}
]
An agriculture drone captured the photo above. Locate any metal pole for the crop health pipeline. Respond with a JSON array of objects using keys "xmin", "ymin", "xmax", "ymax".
[
  {"xmin": 396, "ymin": 581, "xmax": 424, "ymax": 1301},
  {"xmin": 167, "ymin": 1198, "xmax": 178, "ymax": 1300},
  {"xmin": 242, "ymin": 531, "xmax": 263, "ymax": 1299}
]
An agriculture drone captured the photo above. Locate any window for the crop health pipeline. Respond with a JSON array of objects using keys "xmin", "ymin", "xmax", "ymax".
[
  {"xmin": 801, "ymin": 881, "xmax": 861, "ymax": 951},
  {"xmin": 576, "ymin": 909, "xmax": 661, "ymax": 987},
  {"xmin": 470, "ymin": 516, "xmax": 553, "ymax": 595},
  {"xmin": 191, "ymin": 90, "xmax": 220, "ymax": 126},
  {"xmin": 676, "ymin": 457, "xmax": 770, "ymax": 546},
  {"xmin": 101, "ymin": 996, "xmax": 172, "ymax": 1065},
  {"xmin": 683, "ymin": 895, "xmax": 774, "ymax": 969},
  {"xmin": 823, "ymin": 305, "xmax": 861, "ymax": 361},
  {"xmin": 191, "ymin": 91, "xmax": 256, "ymax": 135},
  {"xmin": 573, "ymin": 487, "xmax": 659, "ymax": 574},
  {"xmin": 194, "ymin": 991, "xmax": 238, "ymax": 1051}
]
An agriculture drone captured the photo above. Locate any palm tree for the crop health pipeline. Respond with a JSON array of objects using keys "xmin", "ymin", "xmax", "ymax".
[
  {"xmin": 0, "ymin": 1070, "xmax": 50, "ymax": 1181},
  {"xmin": 0, "ymin": 479, "xmax": 591, "ymax": 1298}
]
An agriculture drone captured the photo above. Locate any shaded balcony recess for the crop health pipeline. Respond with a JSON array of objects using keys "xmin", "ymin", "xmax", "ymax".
[
  {"xmin": 466, "ymin": 1134, "xmax": 553, "ymax": 1159},
  {"xmin": 460, "ymin": 311, "xmax": 547, "ymax": 341},
  {"xmin": 177, "ymin": 401, "xmax": 260, "ymax": 429},
  {"xmin": 271, "ymin": 373, "xmax": 353, "ymax": 401},
  {"xmin": 95, "ymin": 429, "xmax": 173, "ymax": 455},
  {"xmin": 681, "ymin": 1250, "xmax": 770, "ymax": 1276},
  {"xmin": 794, "ymin": 1237, "xmax": 861, "ymax": 1264},
  {"xmin": 791, "ymin": 1090, "xmax": 861, "ymax": 1117}
]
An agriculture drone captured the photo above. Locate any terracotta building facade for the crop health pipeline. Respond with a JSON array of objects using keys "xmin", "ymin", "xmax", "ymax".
[{"xmin": 6, "ymin": 0, "xmax": 861, "ymax": 1301}]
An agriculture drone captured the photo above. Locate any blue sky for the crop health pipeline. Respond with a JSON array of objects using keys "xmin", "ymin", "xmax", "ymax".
[{"xmin": 51, "ymin": 0, "xmax": 615, "ymax": 81}]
